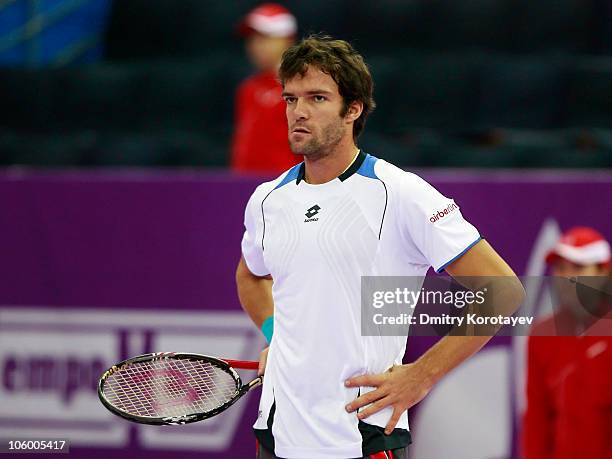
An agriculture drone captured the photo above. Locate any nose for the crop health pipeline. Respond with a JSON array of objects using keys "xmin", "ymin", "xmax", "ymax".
[{"xmin": 292, "ymin": 97, "xmax": 309, "ymax": 120}]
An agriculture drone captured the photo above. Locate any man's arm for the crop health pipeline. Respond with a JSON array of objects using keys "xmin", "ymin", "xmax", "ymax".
[
  {"xmin": 345, "ymin": 239, "xmax": 526, "ymax": 433},
  {"xmin": 236, "ymin": 256, "xmax": 274, "ymax": 328},
  {"xmin": 236, "ymin": 256, "xmax": 274, "ymax": 375},
  {"xmin": 405, "ymin": 240, "xmax": 525, "ymax": 391}
]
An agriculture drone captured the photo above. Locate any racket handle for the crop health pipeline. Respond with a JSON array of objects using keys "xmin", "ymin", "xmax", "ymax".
[
  {"xmin": 248, "ymin": 375, "xmax": 264, "ymax": 389},
  {"xmin": 224, "ymin": 359, "xmax": 259, "ymax": 370}
]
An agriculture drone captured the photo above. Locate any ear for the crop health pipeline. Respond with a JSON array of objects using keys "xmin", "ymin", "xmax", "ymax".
[{"xmin": 344, "ymin": 100, "xmax": 363, "ymax": 123}]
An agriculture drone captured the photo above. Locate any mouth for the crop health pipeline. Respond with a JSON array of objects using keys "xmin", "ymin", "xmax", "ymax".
[{"xmin": 292, "ymin": 127, "xmax": 311, "ymax": 134}]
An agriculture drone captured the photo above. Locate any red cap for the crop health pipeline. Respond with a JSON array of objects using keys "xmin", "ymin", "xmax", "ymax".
[
  {"xmin": 238, "ymin": 3, "xmax": 297, "ymax": 38},
  {"xmin": 545, "ymin": 226, "xmax": 611, "ymax": 266}
]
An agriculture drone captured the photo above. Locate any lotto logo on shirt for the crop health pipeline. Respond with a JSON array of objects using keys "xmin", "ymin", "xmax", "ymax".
[
  {"xmin": 429, "ymin": 202, "xmax": 458, "ymax": 223},
  {"xmin": 304, "ymin": 204, "xmax": 321, "ymax": 222}
]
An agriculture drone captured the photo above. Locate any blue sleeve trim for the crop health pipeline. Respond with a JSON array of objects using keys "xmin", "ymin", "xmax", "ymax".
[
  {"xmin": 356, "ymin": 154, "xmax": 379, "ymax": 179},
  {"xmin": 261, "ymin": 315, "xmax": 274, "ymax": 343},
  {"xmin": 435, "ymin": 236, "xmax": 482, "ymax": 273},
  {"xmin": 273, "ymin": 163, "xmax": 303, "ymax": 190}
]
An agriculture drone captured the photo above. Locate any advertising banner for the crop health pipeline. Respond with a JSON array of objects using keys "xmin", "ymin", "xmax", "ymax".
[{"xmin": 0, "ymin": 169, "xmax": 610, "ymax": 458}]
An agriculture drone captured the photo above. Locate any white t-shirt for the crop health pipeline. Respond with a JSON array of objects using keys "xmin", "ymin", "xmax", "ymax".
[{"xmin": 241, "ymin": 151, "xmax": 480, "ymax": 459}]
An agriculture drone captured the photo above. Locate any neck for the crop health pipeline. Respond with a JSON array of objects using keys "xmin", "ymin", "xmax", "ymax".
[{"xmin": 303, "ymin": 139, "xmax": 359, "ymax": 185}]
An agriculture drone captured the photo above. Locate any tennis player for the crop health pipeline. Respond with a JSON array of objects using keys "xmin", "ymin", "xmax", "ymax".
[{"xmin": 236, "ymin": 35, "xmax": 525, "ymax": 459}]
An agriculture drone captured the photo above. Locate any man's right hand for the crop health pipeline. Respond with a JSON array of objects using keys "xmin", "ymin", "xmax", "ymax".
[{"xmin": 258, "ymin": 347, "xmax": 269, "ymax": 376}]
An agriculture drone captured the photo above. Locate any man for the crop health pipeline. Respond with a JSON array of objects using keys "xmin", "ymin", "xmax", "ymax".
[
  {"xmin": 237, "ymin": 35, "xmax": 525, "ymax": 459},
  {"xmin": 231, "ymin": 3, "xmax": 300, "ymax": 173},
  {"xmin": 522, "ymin": 227, "xmax": 612, "ymax": 459}
]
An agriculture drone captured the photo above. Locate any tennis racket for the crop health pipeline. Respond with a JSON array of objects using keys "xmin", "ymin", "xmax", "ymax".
[{"xmin": 98, "ymin": 352, "xmax": 262, "ymax": 425}]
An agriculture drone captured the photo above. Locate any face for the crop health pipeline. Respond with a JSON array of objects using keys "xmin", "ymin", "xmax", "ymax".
[
  {"xmin": 552, "ymin": 258, "xmax": 606, "ymax": 277},
  {"xmin": 245, "ymin": 33, "xmax": 292, "ymax": 72},
  {"xmin": 552, "ymin": 258, "xmax": 609, "ymax": 317},
  {"xmin": 282, "ymin": 66, "xmax": 352, "ymax": 158}
]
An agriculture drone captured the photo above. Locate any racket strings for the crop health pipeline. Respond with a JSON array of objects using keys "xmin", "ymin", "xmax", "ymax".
[{"xmin": 103, "ymin": 359, "xmax": 239, "ymax": 418}]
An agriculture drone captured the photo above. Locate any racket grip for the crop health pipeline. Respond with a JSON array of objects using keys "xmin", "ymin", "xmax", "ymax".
[
  {"xmin": 248, "ymin": 375, "xmax": 264, "ymax": 389},
  {"xmin": 224, "ymin": 359, "xmax": 259, "ymax": 370}
]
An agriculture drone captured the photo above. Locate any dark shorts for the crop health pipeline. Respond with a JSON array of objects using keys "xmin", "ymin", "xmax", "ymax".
[{"xmin": 256, "ymin": 441, "xmax": 407, "ymax": 459}]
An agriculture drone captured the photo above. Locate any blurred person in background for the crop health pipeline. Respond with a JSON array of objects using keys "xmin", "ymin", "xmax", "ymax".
[
  {"xmin": 231, "ymin": 3, "xmax": 299, "ymax": 173},
  {"xmin": 522, "ymin": 226, "xmax": 612, "ymax": 459}
]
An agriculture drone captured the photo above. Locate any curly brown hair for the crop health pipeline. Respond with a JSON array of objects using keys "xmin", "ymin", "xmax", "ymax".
[{"xmin": 279, "ymin": 35, "xmax": 376, "ymax": 140}]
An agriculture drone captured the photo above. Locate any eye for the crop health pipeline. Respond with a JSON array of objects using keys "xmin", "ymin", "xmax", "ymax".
[
  {"xmin": 313, "ymin": 95, "xmax": 327, "ymax": 102},
  {"xmin": 284, "ymin": 96, "xmax": 296, "ymax": 104}
]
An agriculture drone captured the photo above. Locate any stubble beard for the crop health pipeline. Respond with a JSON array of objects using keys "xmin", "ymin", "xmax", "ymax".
[{"xmin": 289, "ymin": 119, "xmax": 345, "ymax": 161}]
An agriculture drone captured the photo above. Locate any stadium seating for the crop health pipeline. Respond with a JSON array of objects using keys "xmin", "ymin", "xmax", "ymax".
[
  {"xmin": 476, "ymin": 56, "xmax": 567, "ymax": 129},
  {"xmin": 566, "ymin": 58, "xmax": 612, "ymax": 128},
  {"xmin": 1, "ymin": 0, "xmax": 611, "ymax": 168}
]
